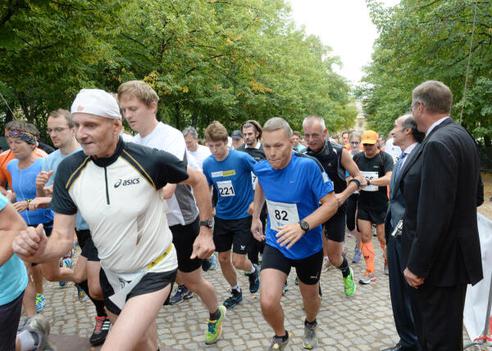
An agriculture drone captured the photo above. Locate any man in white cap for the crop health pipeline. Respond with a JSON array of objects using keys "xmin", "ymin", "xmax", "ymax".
[{"xmin": 13, "ymin": 88, "xmax": 215, "ymax": 351}]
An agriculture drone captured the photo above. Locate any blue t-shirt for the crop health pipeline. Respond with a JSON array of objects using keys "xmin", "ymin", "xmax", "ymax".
[
  {"xmin": 0, "ymin": 193, "xmax": 28, "ymax": 305},
  {"xmin": 254, "ymin": 153, "xmax": 334, "ymax": 259},
  {"xmin": 43, "ymin": 149, "xmax": 88, "ymax": 230},
  {"xmin": 7, "ymin": 158, "xmax": 54, "ymax": 226},
  {"xmin": 203, "ymin": 149, "xmax": 256, "ymax": 220}
]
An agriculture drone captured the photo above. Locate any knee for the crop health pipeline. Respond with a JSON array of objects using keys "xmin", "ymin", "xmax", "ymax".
[
  {"xmin": 260, "ymin": 293, "xmax": 280, "ymax": 314},
  {"xmin": 218, "ymin": 253, "xmax": 230, "ymax": 265}
]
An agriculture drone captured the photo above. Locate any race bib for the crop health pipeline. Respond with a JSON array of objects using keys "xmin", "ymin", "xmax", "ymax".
[
  {"xmin": 217, "ymin": 180, "xmax": 235, "ymax": 197},
  {"xmin": 361, "ymin": 171, "xmax": 378, "ymax": 192},
  {"xmin": 266, "ymin": 200, "xmax": 300, "ymax": 231}
]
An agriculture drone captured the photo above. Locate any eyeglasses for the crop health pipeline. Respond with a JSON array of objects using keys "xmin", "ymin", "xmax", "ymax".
[
  {"xmin": 350, "ymin": 141, "xmax": 360, "ymax": 145},
  {"xmin": 47, "ymin": 127, "xmax": 69, "ymax": 134}
]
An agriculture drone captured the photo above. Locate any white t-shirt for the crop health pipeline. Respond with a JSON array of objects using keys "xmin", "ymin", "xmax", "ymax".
[
  {"xmin": 133, "ymin": 122, "xmax": 199, "ymax": 226},
  {"xmin": 188, "ymin": 144, "xmax": 211, "ymax": 170}
]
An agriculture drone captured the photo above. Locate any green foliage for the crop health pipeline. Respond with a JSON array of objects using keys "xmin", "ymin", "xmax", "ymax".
[
  {"xmin": 361, "ymin": 0, "xmax": 492, "ymax": 144},
  {"xmin": 0, "ymin": 0, "xmax": 355, "ymax": 138}
]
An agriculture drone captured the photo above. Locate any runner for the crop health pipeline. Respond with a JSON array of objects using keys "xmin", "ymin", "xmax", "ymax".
[
  {"xmin": 118, "ymin": 80, "xmax": 225, "ymax": 344},
  {"xmin": 182, "ymin": 126, "xmax": 211, "ymax": 170},
  {"xmin": 251, "ymin": 117, "xmax": 338, "ymax": 350},
  {"xmin": 353, "ymin": 130, "xmax": 393, "ymax": 284},
  {"xmin": 13, "ymin": 88, "xmax": 215, "ymax": 351},
  {"xmin": 202, "ymin": 121, "xmax": 260, "ymax": 309},
  {"xmin": 303, "ymin": 115, "xmax": 365, "ymax": 297},
  {"xmin": 33, "ymin": 108, "xmax": 110, "ymax": 346},
  {"xmin": 236, "ymin": 120, "xmax": 266, "ymax": 266}
]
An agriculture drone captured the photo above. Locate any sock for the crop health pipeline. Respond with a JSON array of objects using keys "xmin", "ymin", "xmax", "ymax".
[
  {"xmin": 338, "ymin": 257, "xmax": 351, "ymax": 278},
  {"xmin": 305, "ymin": 319, "xmax": 318, "ymax": 328},
  {"xmin": 361, "ymin": 242, "xmax": 375, "ymax": 274},
  {"xmin": 78, "ymin": 280, "xmax": 107, "ymax": 317},
  {"xmin": 231, "ymin": 284, "xmax": 241, "ymax": 292},
  {"xmin": 209, "ymin": 308, "xmax": 221, "ymax": 320},
  {"xmin": 17, "ymin": 330, "xmax": 37, "ymax": 351},
  {"xmin": 275, "ymin": 330, "xmax": 289, "ymax": 340}
]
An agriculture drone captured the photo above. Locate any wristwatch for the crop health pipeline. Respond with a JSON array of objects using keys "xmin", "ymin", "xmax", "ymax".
[
  {"xmin": 199, "ymin": 218, "xmax": 214, "ymax": 228},
  {"xmin": 299, "ymin": 220, "xmax": 310, "ymax": 233}
]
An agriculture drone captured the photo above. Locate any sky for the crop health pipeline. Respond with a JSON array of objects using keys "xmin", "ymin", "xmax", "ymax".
[{"xmin": 289, "ymin": 0, "xmax": 400, "ymax": 85}]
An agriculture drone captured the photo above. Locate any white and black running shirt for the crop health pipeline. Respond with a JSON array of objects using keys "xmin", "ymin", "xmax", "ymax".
[{"xmin": 51, "ymin": 138, "xmax": 188, "ymax": 273}]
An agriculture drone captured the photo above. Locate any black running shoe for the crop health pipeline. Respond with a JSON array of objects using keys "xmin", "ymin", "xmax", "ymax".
[
  {"xmin": 169, "ymin": 285, "xmax": 193, "ymax": 305},
  {"xmin": 90, "ymin": 316, "xmax": 110, "ymax": 346},
  {"xmin": 223, "ymin": 289, "xmax": 242, "ymax": 309},
  {"xmin": 247, "ymin": 264, "xmax": 260, "ymax": 293}
]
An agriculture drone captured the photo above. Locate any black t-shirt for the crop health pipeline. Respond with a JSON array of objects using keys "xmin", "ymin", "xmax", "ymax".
[{"xmin": 353, "ymin": 151, "xmax": 393, "ymax": 210}]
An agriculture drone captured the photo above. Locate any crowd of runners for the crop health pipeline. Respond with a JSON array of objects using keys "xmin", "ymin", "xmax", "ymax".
[{"xmin": 2, "ymin": 80, "xmax": 478, "ymax": 351}]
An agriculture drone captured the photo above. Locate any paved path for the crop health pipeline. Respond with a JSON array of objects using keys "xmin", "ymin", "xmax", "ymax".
[{"xmin": 39, "ymin": 236, "xmax": 473, "ymax": 350}]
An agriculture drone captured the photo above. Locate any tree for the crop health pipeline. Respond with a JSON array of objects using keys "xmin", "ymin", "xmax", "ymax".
[{"xmin": 360, "ymin": 0, "xmax": 492, "ymax": 144}]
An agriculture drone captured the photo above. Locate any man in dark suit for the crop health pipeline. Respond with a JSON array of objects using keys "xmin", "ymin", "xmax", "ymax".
[
  {"xmin": 397, "ymin": 80, "xmax": 483, "ymax": 350},
  {"xmin": 382, "ymin": 114, "xmax": 424, "ymax": 351}
]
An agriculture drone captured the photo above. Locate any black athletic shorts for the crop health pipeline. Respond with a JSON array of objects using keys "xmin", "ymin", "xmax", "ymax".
[
  {"xmin": 357, "ymin": 207, "xmax": 387, "ymax": 225},
  {"xmin": 100, "ymin": 268, "xmax": 177, "ymax": 315},
  {"xmin": 0, "ymin": 291, "xmax": 24, "ymax": 351},
  {"xmin": 324, "ymin": 203, "xmax": 346, "ymax": 242},
  {"xmin": 170, "ymin": 217, "xmax": 202, "ymax": 273},
  {"xmin": 76, "ymin": 229, "xmax": 99, "ymax": 262},
  {"xmin": 261, "ymin": 245, "xmax": 323, "ymax": 285},
  {"xmin": 213, "ymin": 216, "xmax": 252, "ymax": 254}
]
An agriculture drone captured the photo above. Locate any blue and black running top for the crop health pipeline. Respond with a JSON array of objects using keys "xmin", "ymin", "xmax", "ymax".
[
  {"xmin": 254, "ymin": 152, "xmax": 334, "ymax": 260},
  {"xmin": 203, "ymin": 149, "xmax": 257, "ymax": 220}
]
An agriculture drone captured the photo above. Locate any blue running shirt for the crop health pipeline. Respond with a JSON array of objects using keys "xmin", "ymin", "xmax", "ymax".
[
  {"xmin": 254, "ymin": 153, "xmax": 334, "ymax": 259},
  {"xmin": 203, "ymin": 149, "xmax": 256, "ymax": 220}
]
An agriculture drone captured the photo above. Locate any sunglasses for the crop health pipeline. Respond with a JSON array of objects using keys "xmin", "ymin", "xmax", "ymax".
[
  {"xmin": 350, "ymin": 141, "xmax": 360, "ymax": 145},
  {"xmin": 362, "ymin": 143, "xmax": 376, "ymax": 147}
]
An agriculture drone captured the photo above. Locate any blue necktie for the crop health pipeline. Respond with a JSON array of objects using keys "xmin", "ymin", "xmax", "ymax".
[{"xmin": 393, "ymin": 152, "xmax": 407, "ymax": 181}]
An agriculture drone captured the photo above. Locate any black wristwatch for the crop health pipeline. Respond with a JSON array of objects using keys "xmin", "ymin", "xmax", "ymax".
[
  {"xmin": 199, "ymin": 218, "xmax": 214, "ymax": 228},
  {"xmin": 299, "ymin": 220, "xmax": 310, "ymax": 233}
]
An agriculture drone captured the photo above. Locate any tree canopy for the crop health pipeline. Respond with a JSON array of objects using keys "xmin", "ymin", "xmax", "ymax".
[
  {"xmin": 360, "ymin": 0, "xmax": 492, "ymax": 145},
  {"xmin": 0, "ymin": 0, "xmax": 356, "ymax": 136}
]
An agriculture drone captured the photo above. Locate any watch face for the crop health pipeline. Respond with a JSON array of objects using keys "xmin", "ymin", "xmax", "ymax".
[{"xmin": 300, "ymin": 221, "xmax": 309, "ymax": 231}]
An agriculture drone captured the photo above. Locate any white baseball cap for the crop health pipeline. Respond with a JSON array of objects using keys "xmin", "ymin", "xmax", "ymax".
[{"xmin": 70, "ymin": 89, "xmax": 121, "ymax": 120}]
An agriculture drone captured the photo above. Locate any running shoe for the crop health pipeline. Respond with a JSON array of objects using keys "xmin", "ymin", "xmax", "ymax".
[
  {"xmin": 268, "ymin": 333, "xmax": 289, "ymax": 350},
  {"xmin": 359, "ymin": 272, "xmax": 376, "ymax": 285},
  {"xmin": 205, "ymin": 305, "xmax": 226, "ymax": 344},
  {"xmin": 169, "ymin": 285, "xmax": 193, "ymax": 305},
  {"xmin": 75, "ymin": 284, "xmax": 89, "ymax": 302},
  {"xmin": 282, "ymin": 281, "xmax": 288, "ymax": 296},
  {"xmin": 223, "ymin": 289, "xmax": 242, "ymax": 309},
  {"xmin": 247, "ymin": 264, "xmax": 260, "ymax": 293},
  {"xmin": 59, "ymin": 257, "xmax": 73, "ymax": 288},
  {"xmin": 352, "ymin": 247, "xmax": 362, "ymax": 264},
  {"xmin": 322, "ymin": 256, "xmax": 333, "ymax": 272},
  {"xmin": 90, "ymin": 316, "xmax": 111, "ymax": 346},
  {"xmin": 26, "ymin": 314, "xmax": 56, "ymax": 351},
  {"xmin": 35, "ymin": 293, "xmax": 46, "ymax": 313},
  {"xmin": 343, "ymin": 267, "xmax": 357, "ymax": 297},
  {"xmin": 209, "ymin": 253, "xmax": 218, "ymax": 270},
  {"xmin": 303, "ymin": 322, "xmax": 318, "ymax": 350}
]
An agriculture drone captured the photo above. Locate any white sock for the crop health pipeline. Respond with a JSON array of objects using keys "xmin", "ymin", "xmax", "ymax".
[
  {"xmin": 248, "ymin": 265, "xmax": 256, "ymax": 274},
  {"xmin": 231, "ymin": 284, "xmax": 240, "ymax": 292}
]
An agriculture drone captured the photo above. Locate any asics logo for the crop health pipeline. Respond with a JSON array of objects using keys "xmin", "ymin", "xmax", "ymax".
[{"xmin": 114, "ymin": 177, "xmax": 140, "ymax": 188}]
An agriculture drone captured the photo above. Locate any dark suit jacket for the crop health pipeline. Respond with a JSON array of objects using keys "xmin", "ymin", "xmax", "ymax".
[{"xmin": 395, "ymin": 118, "xmax": 483, "ymax": 287}]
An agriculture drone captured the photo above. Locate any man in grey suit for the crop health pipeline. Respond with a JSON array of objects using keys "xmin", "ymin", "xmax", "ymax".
[
  {"xmin": 382, "ymin": 114, "xmax": 424, "ymax": 351},
  {"xmin": 398, "ymin": 81, "xmax": 483, "ymax": 350}
]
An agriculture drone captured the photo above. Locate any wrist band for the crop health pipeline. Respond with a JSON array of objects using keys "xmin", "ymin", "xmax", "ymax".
[{"xmin": 349, "ymin": 178, "xmax": 361, "ymax": 189}]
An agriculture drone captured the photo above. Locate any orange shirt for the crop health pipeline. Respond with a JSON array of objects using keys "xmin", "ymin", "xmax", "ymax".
[{"xmin": 0, "ymin": 148, "xmax": 48, "ymax": 189}]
